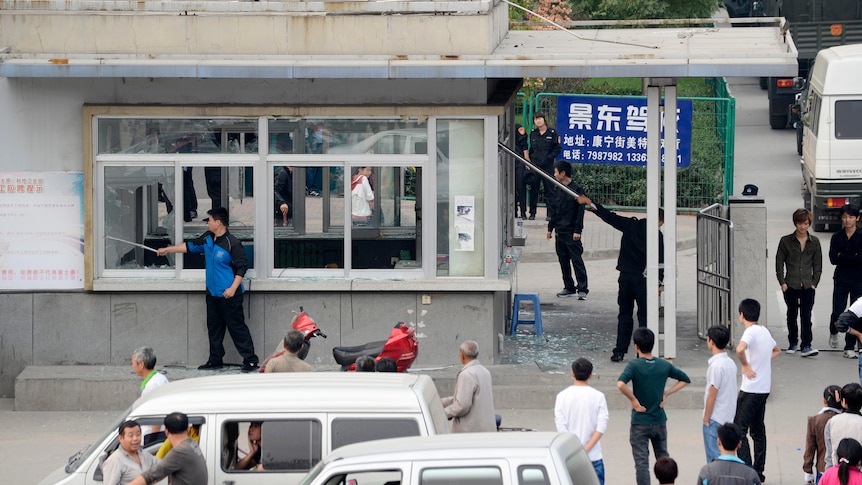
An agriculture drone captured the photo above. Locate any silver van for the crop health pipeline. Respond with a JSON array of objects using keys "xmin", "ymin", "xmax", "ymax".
[
  {"xmin": 39, "ymin": 373, "xmax": 450, "ymax": 485},
  {"xmin": 298, "ymin": 432, "xmax": 601, "ymax": 485}
]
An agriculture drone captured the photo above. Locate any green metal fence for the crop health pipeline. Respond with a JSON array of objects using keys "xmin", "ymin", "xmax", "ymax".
[{"xmin": 520, "ymin": 78, "xmax": 735, "ymax": 211}]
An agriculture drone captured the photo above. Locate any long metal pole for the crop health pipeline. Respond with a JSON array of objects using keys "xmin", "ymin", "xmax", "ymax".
[{"xmin": 497, "ymin": 142, "xmax": 581, "ymax": 198}]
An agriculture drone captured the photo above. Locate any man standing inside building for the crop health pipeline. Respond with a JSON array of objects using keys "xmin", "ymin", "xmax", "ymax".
[
  {"xmin": 441, "ymin": 340, "xmax": 496, "ymax": 432},
  {"xmin": 130, "ymin": 412, "xmax": 208, "ymax": 485},
  {"xmin": 158, "ymin": 207, "xmax": 260, "ymax": 373},
  {"xmin": 264, "ymin": 330, "xmax": 313, "ymax": 373},
  {"xmin": 576, "ymin": 195, "xmax": 663, "ymax": 362},
  {"xmin": 527, "ymin": 112, "xmax": 561, "ymax": 221},
  {"xmin": 829, "ymin": 204, "xmax": 862, "ymax": 357},
  {"xmin": 102, "ymin": 420, "xmax": 159, "ymax": 485},
  {"xmin": 547, "ymin": 160, "xmax": 588, "ymax": 300},
  {"xmin": 734, "ymin": 298, "xmax": 780, "ymax": 483}
]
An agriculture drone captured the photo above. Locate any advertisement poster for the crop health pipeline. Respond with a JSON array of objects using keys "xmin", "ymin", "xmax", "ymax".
[
  {"xmin": 0, "ymin": 172, "xmax": 85, "ymax": 290},
  {"xmin": 454, "ymin": 195, "xmax": 475, "ymax": 252},
  {"xmin": 556, "ymin": 95, "xmax": 693, "ymax": 168}
]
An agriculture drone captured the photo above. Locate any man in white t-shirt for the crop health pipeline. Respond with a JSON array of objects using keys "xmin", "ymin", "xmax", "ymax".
[
  {"xmin": 554, "ymin": 358, "xmax": 609, "ymax": 484},
  {"xmin": 132, "ymin": 347, "xmax": 169, "ymax": 444},
  {"xmin": 733, "ymin": 299, "xmax": 780, "ymax": 482},
  {"xmin": 703, "ymin": 324, "xmax": 738, "ymax": 463}
]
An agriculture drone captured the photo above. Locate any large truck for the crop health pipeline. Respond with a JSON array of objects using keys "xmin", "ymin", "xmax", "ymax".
[
  {"xmin": 724, "ymin": 0, "xmax": 862, "ymax": 129},
  {"xmin": 799, "ymin": 44, "xmax": 862, "ymax": 232}
]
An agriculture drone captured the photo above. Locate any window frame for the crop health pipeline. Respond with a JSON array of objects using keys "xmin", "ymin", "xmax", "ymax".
[{"xmin": 87, "ymin": 107, "xmax": 499, "ymax": 288}]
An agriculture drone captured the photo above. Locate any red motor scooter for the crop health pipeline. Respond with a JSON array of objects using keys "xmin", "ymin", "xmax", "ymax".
[
  {"xmin": 259, "ymin": 307, "xmax": 326, "ymax": 372},
  {"xmin": 332, "ymin": 322, "xmax": 419, "ymax": 372}
]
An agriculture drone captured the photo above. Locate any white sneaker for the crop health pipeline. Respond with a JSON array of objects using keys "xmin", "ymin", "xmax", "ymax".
[
  {"xmin": 845, "ymin": 349, "xmax": 858, "ymax": 359},
  {"xmin": 830, "ymin": 334, "xmax": 839, "ymax": 348}
]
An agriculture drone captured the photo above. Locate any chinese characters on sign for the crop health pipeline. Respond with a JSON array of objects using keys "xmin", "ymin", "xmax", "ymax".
[
  {"xmin": 556, "ymin": 96, "xmax": 693, "ymax": 168},
  {"xmin": 0, "ymin": 172, "xmax": 84, "ymax": 290}
]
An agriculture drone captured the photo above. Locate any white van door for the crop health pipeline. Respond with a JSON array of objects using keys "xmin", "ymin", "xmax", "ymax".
[{"xmin": 212, "ymin": 414, "xmax": 325, "ymax": 485}]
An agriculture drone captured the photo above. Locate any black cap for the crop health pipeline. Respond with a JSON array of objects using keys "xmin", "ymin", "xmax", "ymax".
[{"xmin": 203, "ymin": 207, "xmax": 229, "ymax": 225}]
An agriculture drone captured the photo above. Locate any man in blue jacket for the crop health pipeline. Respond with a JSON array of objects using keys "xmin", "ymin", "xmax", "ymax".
[{"xmin": 158, "ymin": 207, "xmax": 259, "ymax": 372}]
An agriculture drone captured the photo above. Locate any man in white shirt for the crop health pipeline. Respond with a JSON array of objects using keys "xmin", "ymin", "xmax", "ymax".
[
  {"xmin": 554, "ymin": 358, "xmax": 609, "ymax": 484},
  {"xmin": 102, "ymin": 420, "xmax": 159, "ymax": 485},
  {"xmin": 132, "ymin": 347, "xmax": 169, "ymax": 444},
  {"xmin": 703, "ymin": 325, "xmax": 738, "ymax": 463},
  {"xmin": 733, "ymin": 299, "xmax": 780, "ymax": 482}
]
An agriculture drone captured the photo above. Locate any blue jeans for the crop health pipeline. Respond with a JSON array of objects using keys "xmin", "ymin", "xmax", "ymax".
[
  {"xmin": 592, "ymin": 459, "xmax": 605, "ymax": 485},
  {"xmin": 630, "ymin": 423, "xmax": 668, "ymax": 485},
  {"xmin": 702, "ymin": 419, "xmax": 721, "ymax": 462}
]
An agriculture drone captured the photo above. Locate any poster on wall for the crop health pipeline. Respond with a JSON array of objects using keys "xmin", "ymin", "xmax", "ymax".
[
  {"xmin": 454, "ymin": 195, "xmax": 475, "ymax": 252},
  {"xmin": 0, "ymin": 172, "xmax": 85, "ymax": 290}
]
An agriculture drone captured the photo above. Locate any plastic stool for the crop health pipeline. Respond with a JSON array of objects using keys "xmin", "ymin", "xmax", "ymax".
[{"xmin": 511, "ymin": 293, "xmax": 543, "ymax": 335}]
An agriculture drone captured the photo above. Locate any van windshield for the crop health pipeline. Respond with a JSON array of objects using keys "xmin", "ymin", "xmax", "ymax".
[
  {"xmin": 65, "ymin": 406, "xmax": 131, "ymax": 472},
  {"xmin": 835, "ymin": 100, "xmax": 862, "ymax": 139}
]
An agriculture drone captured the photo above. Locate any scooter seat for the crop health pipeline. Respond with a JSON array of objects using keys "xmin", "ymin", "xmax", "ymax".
[{"xmin": 332, "ymin": 340, "xmax": 386, "ymax": 366}]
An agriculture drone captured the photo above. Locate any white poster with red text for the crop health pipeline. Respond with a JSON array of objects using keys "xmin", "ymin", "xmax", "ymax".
[{"xmin": 0, "ymin": 172, "xmax": 84, "ymax": 289}]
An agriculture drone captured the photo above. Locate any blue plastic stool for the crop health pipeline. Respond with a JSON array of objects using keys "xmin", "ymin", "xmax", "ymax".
[{"xmin": 511, "ymin": 293, "xmax": 543, "ymax": 335}]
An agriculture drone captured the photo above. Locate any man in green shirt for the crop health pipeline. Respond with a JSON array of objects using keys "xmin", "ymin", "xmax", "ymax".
[{"xmin": 617, "ymin": 328, "xmax": 690, "ymax": 485}]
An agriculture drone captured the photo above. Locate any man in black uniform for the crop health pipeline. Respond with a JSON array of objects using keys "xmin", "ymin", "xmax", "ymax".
[
  {"xmin": 546, "ymin": 160, "xmax": 588, "ymax": 300},
  {"xmin": 514, "ymin": 123, "xmax": 534, "ymax": 220},
  {"xmin": 577, "ymin": 194, "xmax": 664, "ymax": 362},
  {"xmin": 829, "ymin": 204, "xmax": 862, "ymax": 357},
  {"xmin": 527, "ymin": 112, "xmax": 561, "ymax": 221}
]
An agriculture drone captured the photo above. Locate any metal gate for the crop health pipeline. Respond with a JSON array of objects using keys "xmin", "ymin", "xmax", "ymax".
[{"xmin": 697, "ymin": 204, "xmax": 734, "ymax": 341}]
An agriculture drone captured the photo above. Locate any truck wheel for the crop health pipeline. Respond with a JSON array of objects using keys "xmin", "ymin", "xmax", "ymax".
[
  {"xmin": 814, "ymin": 223, "xmax": 828, "ymax": 232},
  {"xmin": 770, "ymin": 114, "xmax": 787, "ymax": 130},
  {"xmin": 759, "ymin": 77, "xmax": 768, "ymax": 90}
]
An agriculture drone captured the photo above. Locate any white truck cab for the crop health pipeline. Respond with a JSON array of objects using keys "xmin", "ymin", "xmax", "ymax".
[
  {"xmin": 801, "ymin": 44, "xmax": 862, "ymax": 231},
  {"xmin": 39, "ymin": 373, "xmax": 449, "ymax": 485},
  {"xmin": 298, "ymin": 432, "xmax": 601, "ymax": 485}
]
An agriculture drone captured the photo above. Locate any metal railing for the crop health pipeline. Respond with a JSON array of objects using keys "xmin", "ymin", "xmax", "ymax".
[{"xmin": 696, "ymin": 203, "xmax": 734, "ymax": 341}]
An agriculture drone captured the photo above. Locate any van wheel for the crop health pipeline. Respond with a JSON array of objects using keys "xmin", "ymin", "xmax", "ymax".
[
  {"xmin": 769, "ymin": 114, "xmax": 787, "ymax": 130},
  {"xmin": 759, "ymin": 77, "xmax": 768, "ymax": 90}
]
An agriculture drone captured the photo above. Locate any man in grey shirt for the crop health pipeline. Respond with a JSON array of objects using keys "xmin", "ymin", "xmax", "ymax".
[
  {"xmin": 102, "ymin": 420, "xmax": 159, "ymax": 485},
  {"xmin": 441, "ymin": 340, "xmax": 496, "ymax": 432},
  {"xmin": 130, "ymin": 412, "xmax": 207, "ymax": 485}
]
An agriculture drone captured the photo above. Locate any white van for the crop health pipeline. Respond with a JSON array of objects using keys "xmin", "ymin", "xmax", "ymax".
[
  {"xmin": 39, "ymin": 373, "xmax": 450, "ymax": 485},
  {"xmin": 801, "ymin": 44, "xmax": 862, "ymax": 231},
  {"xmin": 298, "ymin": 432, "xmax": 601, "ymax": 485}
]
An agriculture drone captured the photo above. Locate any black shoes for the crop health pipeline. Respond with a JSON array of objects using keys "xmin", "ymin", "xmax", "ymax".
[
  {"xmin": 241, "ymin": 362, "xmax": 260, "ymax": 373},
  {"xmin": 611, "ymin": 354, "xmax": 624, "ymax": 362},
  {"xmin": 528, "ymin": 215, "xmax": 536, "ymax": 220},
  {"xmin": 198, "ymin": 361, "xmax": 223, "ymax": 370}
]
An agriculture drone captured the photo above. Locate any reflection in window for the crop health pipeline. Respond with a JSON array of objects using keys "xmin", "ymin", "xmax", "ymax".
[
  {"xmin": 305, "ymin": 119, "xmax": 428, "ymax": 155},
  {"xmin": 331, "ymin": 418, "xmax": 421, "ymax": 450},
  {"xmin": 436, "ymin": 119, "xmax": 485, "ymax": 276},
  {"xmin": 181, "ymin": 167, "xmax": 255, "ymax": 270},
  {"xmin": 223, "ymin": 420, "xmax": 322, "ymax": 472},
  {"xmin": 835, "ymin": 100, "xmax": 862, "ymax": 139},
  {"xmin": 98, "ymin": 119, "xmax": 257, "ymax": 154},
  {"xmin": 103, "ymin": 166, "xmax": 175, "ymax": 269},
  {"xmin": 420, "ymin": 466, "xmax": 503, "ymax": 485}
]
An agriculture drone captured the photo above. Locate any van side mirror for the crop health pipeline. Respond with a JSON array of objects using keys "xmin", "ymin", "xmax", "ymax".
[
  {"xmin": 793, "ymin": 77, "xmax": 807, "ymax": 90},
  {"xmin": 93, "ymin": 451, "xmax": 107, "ymax": 481}
]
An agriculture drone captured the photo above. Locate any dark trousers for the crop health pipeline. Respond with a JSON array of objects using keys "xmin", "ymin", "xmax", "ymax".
[
  {"xmin": 519, "ymin": 171, "xmax": 540, "ymax": 217},
  {"xmin": 630, "ymin": 423, "xmax": 668, "ymax": 485},
  {"xmin": 614, "ymin": 272, "xmax": 647, "ymax": 357},
  {"xmin": 555, "ymin": 235, "xmax": 588, "ymax": 294},
  {"xmin": 735, "ymin": 391, "xmax": 769, "ymax": 478},
  {"xmin": 204, "ymin": 167, "xmax": 222, "ymax": 210},
  {"xmin": 783, "ymin": 286, "xmax": 815, "ymax": 347},
  {"xmin": 205, "ymin": 291, "xmax": 258, "ymax": 365},
  {"xmin": 182, "ymin": 168, "xmax": 198, "ymax": 222},
  {"xmin": 831, "ymin": 280, "xmax": 862, "ymax": 350},
  {"xmin": 539, "ymin": 169, "xmax": 555, "ymax": 218}
]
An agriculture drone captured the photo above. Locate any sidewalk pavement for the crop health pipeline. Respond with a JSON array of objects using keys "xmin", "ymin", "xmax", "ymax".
[{"xmin": 496, "ymin": 204, "xmax": 859, "ymax": 485}]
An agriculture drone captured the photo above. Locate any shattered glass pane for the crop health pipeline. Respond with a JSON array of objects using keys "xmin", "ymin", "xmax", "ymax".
[{"xmin": 103, "ymin": 166, "xmax": 175, "ymax": 269}]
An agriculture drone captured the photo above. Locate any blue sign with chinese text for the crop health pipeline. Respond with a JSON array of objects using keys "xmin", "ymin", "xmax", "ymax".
[{"xmin": 556, "ymin": 95, "xmax": 693, "ymax": 168}]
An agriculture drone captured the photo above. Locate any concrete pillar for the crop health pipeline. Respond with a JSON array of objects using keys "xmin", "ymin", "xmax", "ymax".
[{"xmin": 729, "ymin": 196, "xmax": 768, "ymax": 334}]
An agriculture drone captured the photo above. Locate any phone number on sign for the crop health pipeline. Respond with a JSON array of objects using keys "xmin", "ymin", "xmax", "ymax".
[{"xmin": 585, "ymin": 151, "xmax": 648, "ymax": 163}]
